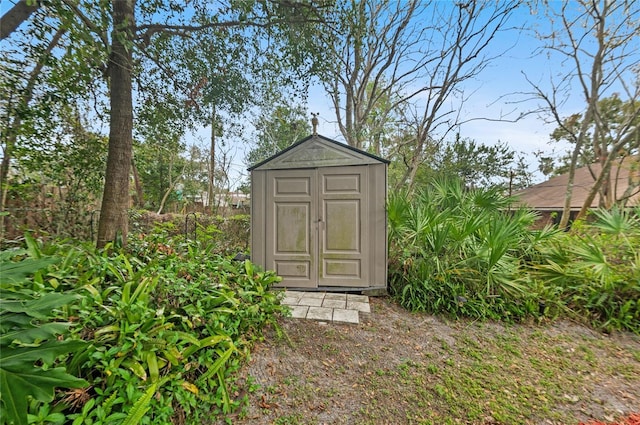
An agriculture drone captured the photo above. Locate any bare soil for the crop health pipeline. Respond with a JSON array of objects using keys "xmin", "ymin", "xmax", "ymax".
[{"xmin": 221, "ymin": 296, "xmax": 640, "ymax": 425}]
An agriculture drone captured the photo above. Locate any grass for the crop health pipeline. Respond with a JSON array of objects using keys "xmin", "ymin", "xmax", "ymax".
[
  {"xmin": 274, "ymin": 413, "xmax": 306, "ymax": 425},
  {"xmin": 229, "ymin": 300, "xmax": 639, "ymax": 425},
  {"xmin": 347, "ymin": 327, "xmax": 636, "ymax": 424}
]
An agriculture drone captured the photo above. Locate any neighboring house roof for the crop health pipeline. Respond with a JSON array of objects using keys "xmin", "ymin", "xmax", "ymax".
[{"xmin": 514, "ymin": 156, "xmax": 640, "ymax": 210}]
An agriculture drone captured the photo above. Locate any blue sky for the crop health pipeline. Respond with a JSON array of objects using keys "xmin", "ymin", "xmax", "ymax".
[
  {"xmin": 278, "ymin": 1, "xmax": 638, "ymax": 189},
  {"xmin": 215, "ymin": 3, "xmax": 569, "ymax": 185},
  {"xmin": 4, "ymin": 1, "xmax": 636, "ymax": 188},
  {"xmin": 304, "ymin": 5, "xmax": 561, "ymax": 179},
  {"xmin": 215, "ymin": 4, "xmax": 568, "ymax": 186}
]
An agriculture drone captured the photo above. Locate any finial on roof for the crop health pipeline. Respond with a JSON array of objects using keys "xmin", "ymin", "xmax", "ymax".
[{"xmin": 311, "ymin": 112, "xmax": 319, "ymax": 135}]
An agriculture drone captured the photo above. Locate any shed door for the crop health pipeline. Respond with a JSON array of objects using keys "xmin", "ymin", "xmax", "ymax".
[
  {"xmin": 266, "ymin": 169, "xmax": 317, "ymax": 288},
  {"xmin": 319, "ymin": 166, "xmax": 369, "ymax": 287},
  {"xmin": 265, "ymin": 166, "xmax": 369, "ymax": 288}
]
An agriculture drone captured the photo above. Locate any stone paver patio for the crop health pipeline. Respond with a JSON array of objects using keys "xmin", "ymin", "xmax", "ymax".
[{"xmin": 281, "ymin": 291, "xmax": 370, "ymax": 324}]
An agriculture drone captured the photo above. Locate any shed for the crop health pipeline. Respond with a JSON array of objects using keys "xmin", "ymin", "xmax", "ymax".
[{"xmin": 249, "ymin": 134, "xmax": 389, "ymax": 292}]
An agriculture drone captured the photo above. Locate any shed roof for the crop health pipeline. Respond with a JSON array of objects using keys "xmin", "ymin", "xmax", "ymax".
[
  {"xmin": 513, "ymin": 156, "xmax": 640, "ymax": 210},
  {"xmin": 248, "ymin": 134, "xmax": 389, "ymax": 171}
]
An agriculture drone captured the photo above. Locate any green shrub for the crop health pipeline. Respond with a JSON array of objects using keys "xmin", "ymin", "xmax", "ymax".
[
  {"xmin": 0, "ymin": 239, "xmax": 88, "ymax": 425},
  {"xmin": 530, "ymin": 206, "xmax": 640, "ymax": 333},
  {"xmin": 130, "ymin": 212, "xmax": 250, "ymax": 256},
  {"xmin": 1, "ymin": 231, "xmax": 286, "ymax": 424},
  {"xmin": 388, "ymin": 178, "xmax": 556, "ymax": 321},
  {"xmin": 389, "ymin": 179, "xmax": 639, "ymax": 334}
]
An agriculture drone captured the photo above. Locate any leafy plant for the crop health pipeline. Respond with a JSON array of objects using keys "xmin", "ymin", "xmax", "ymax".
[
  {"xmin": 530, "ymin": 206, "xmax": 640, "ymax": 333},
  {"xmin": 388, "ymin": 177, "xmax": 552, "ymax": 321},
  {"xmin": 1, "ymin": 229, "xmax": 287, "ymax": 424},
  {"xmin": 0, "ymin": 248, "xmax": 87, "ymax": 425}
]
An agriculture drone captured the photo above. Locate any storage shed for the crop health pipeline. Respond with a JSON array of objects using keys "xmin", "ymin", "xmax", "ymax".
[{"xmin": 249, "ymin": 134, "xmax": 389, "ymax": 292}]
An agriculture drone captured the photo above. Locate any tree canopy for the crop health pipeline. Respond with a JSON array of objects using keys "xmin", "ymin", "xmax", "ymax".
[
  {"xmin": 1, "ymin": 0, "xmax": 326, "ymax": 246},
  {"xmin": 2, "ymin": 0, "xmax": 639, "ymax": 243},
  {"xmin": 245, "ymin": 103, "xmax": 312, "ymax": 167}
]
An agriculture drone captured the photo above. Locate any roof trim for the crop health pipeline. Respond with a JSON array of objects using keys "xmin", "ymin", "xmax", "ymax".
[{"xmin": 247, "ymin": 134, "xmax": 390, "ymax": 171}]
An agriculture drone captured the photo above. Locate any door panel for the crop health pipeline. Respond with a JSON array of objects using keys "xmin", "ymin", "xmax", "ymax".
[
  {"xmin": 266, "ymin": 170, "xmax": 317, "ymax": 288},
  {"xmin": 319, "ymin": 167, "xmax": 369, "ymax": 287},
  {"xmin": 324, "ymin": 259, "xmax": 360, "ymax": 277},
  {"xmin": 275, "ymin": 203, "xmax": 310, "ymax": 253},
  {"xmin": 324, "ymin": 200, "xmax": 360, "ymax": 251}
]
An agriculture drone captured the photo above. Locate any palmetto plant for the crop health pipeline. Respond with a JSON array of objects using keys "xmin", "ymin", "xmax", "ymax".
[
  {"xmin": 531, "ymin": 206, "xmax": 640, "ymax": 333},
  {"xmin": 388, "ymin": 177, "xmax": 551, "ymax": 320}
]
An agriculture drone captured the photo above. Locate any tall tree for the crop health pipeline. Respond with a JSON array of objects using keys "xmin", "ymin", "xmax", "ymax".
[
  {"xmin": 2, "ymin": 1, "xmax": 325, "ymax": 247},
  {"xmin": 317, "ymin": 0, "xmax": 424, "ymax": 150},
  {"xmin": 316, "ymin": 0, "xmax": 520, "ymax": 192},
  {"xmin": 245, "ymin": 103, "xmax": 311, "ymax": 166},
  {"xmin": 525, "ymin": 0, "xmax": 640, "ymax": 228},
  {"xmin": 97, "ymin": 0, "xmax": 135, "ymax": 247},
  {"xmin": 179, "ymin": 26, "xmax": 253, "ymax": 214},
  {"xmin": 394, "ymin": 1, "xmax": 520, "ymax": 191},
  {"xmin": 99, "ymin": 0, "xmax": 323, "ymax": 247}
]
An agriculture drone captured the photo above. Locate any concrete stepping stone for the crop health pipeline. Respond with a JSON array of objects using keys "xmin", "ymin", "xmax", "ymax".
[{"xmin": 281, "ymin": 291, "xmax": 370, "ymax": 324}]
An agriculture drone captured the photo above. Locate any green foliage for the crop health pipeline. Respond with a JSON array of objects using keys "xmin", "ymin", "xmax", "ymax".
[
  {"xmin": 67, "ymin": 239, "xmax": 284, "ymax": 423},
  {"xmin": 530, "ymin": 206, "xmax": 640, "ymax": 333},
  {"xmin": 410, "ymin": 135, "xmax": 532, "ymax": 190},
  {"xmin": 245, "ymin": 103, "xmax": 312, "ymax": 167},
  {"xmin": 0, "ymin": 228, "xmax": 285, "ymax": 424},
  {"xmin": 541, "ymin": 95, "xmax": 640, "ymax": 178},
  {"xmin": 3, "ymin": 116, "xmax": 107, "ymax": 243},
  {"xmin": 130, "ymin": 212, "xmax": 250, "ymax": 256},
  {"xmin": 2, "ymin": 0, "xmax": 326, "ymax": 247},
  {"xmin": 388, "ymin": 177, "xmax": 549, "ymax": 320},
  {"xmin": 390, "ymin": 179, "xmax": 640, "ymax": 333},
  {"xmin": 0, "ymin": 243, "xmax": 88, "ymax": 425}
]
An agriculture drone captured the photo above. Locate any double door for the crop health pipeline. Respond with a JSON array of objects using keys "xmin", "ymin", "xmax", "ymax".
[{"xmin": 265, "ymin": 166, "xmax": 369, "ymax": 288}]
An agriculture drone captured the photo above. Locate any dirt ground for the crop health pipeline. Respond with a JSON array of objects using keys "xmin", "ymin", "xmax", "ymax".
[{"xmin": 221, "ymin": 296, "xmax": 640, "ymax": 425}]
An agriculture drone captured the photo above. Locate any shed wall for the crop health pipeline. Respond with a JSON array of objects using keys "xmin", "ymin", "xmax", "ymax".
[
  {"xmin": 250, "ymin": 162, "xmax": 387, "ymax": 291},
  {"xmin": 249, "ymin": 135, "xmax": 388, "ymax": 291}
]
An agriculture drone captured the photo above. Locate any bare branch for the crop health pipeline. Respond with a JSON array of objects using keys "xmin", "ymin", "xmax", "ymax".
[{"xmin": 527, "ymin": 0, "xmax": 640, "ymax": 225}]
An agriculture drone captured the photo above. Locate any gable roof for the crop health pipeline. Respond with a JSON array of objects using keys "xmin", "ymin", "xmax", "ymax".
[
  {"xmin": 513, "ymin": 156, "xmax": 640, "ymax": 210},
  {"xmin": 248, "ymin": 134, "xmax": 389, "ymax": 171}
]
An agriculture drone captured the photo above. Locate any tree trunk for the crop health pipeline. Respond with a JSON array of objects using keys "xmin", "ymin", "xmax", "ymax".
[
  {"xmin": 208, "ymin": 106, "xmax": 216, "ymax": 214},
  {"xmin": 398, "ymin": 130, "xmax": 427, "ymax": 193},
  {"xmin": 558, "ymin": 139, "xmax": 583, "ymax": 229},
  {"xmin": 131, "ymin": 156, "xmax": 144, "ymax": 208},
  {"xmin": 97, "ymin": 0, "xmax": 134, "ymax": 248},
  {"xmin": 576, "ymin": 154, "xmax": 614, "ymax": 220},
  {"xmin": 405, "ymin": 142, "xmax": 424, "ymax": 193},
  {"xmin": 558, "ymin": 0, "xmax": 609, "ymax": 229}
]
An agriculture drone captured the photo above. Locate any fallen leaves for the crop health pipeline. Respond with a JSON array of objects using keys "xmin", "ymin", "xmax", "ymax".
[
  {"xmin": 258, "ymin": 394, "xmax": 279, "ymax": 410},
  {"xmin": 579, "ymin": 413, "xmax": 640, "ymax": 425}
]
